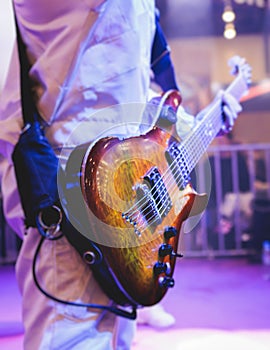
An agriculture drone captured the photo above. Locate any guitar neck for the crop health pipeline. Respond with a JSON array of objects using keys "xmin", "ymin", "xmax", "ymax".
[{"xmin": 180, "ymin": 73, "xmax": 249, "ymax": 174}]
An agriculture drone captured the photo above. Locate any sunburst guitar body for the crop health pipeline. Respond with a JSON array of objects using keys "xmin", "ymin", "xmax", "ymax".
[{"xmin": 80, "ymin": 126, "xmax": 206, "ymax": 307}]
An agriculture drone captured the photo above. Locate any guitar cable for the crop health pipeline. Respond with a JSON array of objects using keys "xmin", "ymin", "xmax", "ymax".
[{"xmin": 32, "ymin": 235, "xmax": 137, "ymax": 320}]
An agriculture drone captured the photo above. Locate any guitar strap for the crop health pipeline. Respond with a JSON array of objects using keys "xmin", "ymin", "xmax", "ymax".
[
  {"xmin": 12, "ymin": 10, "xmax": 63, "ymax": 234},
  {"xmin": 14, "ymin": 12, "xmax": 39, "ymax": 125},
  {"xmin": 13, "ymin": 9, "xmax": 137, "ymax": 320}
]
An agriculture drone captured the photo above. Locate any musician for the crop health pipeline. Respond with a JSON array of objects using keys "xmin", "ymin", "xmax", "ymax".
[{"xmin": 0, "ymin": 1, "xmax": 242, "ymax": 349}]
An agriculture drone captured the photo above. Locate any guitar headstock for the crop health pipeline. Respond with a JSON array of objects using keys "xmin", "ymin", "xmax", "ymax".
[{"xmin": 228, "ymin": 55, "xmax": 252, "ymax": 87}]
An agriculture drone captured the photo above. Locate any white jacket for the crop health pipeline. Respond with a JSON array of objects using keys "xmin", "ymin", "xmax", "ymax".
[
  {"xmin": 0, "ymin": 0, "xmax": 156, "ymax": 237},
  {"xmin": 0, "ymin": 1, "xmax": 156, "ymax": 349}
]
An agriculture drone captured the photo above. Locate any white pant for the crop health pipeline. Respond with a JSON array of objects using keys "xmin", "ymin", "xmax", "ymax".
[{"xmin": 15, "ymin": 228, "xmax": 136, "ymax": 350}]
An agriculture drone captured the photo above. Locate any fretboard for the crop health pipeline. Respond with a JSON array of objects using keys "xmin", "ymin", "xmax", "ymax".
[{"xmin": 178, "ymin": 72, "xmax": 249, "ymax": 175}]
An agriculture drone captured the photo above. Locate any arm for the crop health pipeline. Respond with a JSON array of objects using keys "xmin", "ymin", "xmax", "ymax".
[
  {"xmin": 151, "ymin": 11, "xmax": 179, "ymax": 92},
  {"xmin": 150, "ymin": 11, "xmax": 243, "ymax": 139}
]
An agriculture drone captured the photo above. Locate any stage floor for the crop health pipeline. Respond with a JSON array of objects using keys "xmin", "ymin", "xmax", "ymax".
[{"xmin": 1, "ymin": 257, "xmax": 270, "ymax": 349}]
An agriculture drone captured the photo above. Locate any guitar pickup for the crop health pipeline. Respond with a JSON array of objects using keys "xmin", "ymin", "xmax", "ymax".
[
  {"xmin": 123, "ymin": 167, "xmax": 172, "ymax": 234},
  {"xmin": 142, "ymin": 166, "xmax": 172, "ymax": 219}
]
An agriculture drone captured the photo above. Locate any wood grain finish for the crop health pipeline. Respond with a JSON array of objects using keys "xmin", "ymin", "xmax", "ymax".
[{"xmin": 80, "ymin": 127, "xmax": 205, "ymax": 306}]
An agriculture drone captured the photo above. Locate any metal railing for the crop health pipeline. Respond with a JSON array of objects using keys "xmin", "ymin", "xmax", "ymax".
[{"xmin": 182, "ymin": 142, "xmax": 270, "ymax": 258}]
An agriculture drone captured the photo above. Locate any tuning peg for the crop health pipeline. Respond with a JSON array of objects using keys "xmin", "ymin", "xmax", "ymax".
[
  {"xmin": 153, "ymin": 261, "xmax": 168, "ymax": 275},
  {"xmin": 172, "ymin": 252, "xmax": 184, "ymax": 258},
  {"xmin": 164, "ymin": 226, "xmax": 177, "ymax": 240},
  {"xmin": 158, "ymin": 244, "xmax": 173, "ymax": 257},
  {"xmin": 159, "ymin": 276, "xmax": 175, "ymax": 288},
  {"xmin": 158, "ymin": 243, "xmax": 183, "ymax": 259}
]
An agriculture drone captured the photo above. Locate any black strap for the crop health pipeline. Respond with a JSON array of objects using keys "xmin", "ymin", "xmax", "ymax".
[{"xmin": 14, "ymin": 10, "xmax": 37, "ymax": 124}]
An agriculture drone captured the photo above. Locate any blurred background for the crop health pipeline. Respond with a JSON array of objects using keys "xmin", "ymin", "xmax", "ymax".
[
  {"xmin": 153, "ymin": 0, "xmax": 270, "ymax": 260},
  {"xmin": 0, "ymin": 1, "xmax": 270, "ymax": 349}
]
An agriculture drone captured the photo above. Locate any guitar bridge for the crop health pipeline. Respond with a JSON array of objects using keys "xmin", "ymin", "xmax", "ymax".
[{"xmin": 135, "ymin": 182, "xmax": 162, "ymax": 226}]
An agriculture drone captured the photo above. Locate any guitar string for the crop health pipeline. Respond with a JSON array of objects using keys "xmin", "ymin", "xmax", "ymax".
[
  {"xmin": 125, "ymin": 103, "xmax": 224, "ymax": 229},
  {"xmin": 123, "ymin": 105, "xmax": 216, "ymax": 218},
  {"xmin": 139, "ymin": 74, "xmax": 248, "ymax": 230},
  {"xmin": 126, "ymin": 106, "xmax": 223, "ymax": 232},
  {"xmin": 125, "ymin": 75, "xmax": 247, "ymax": 233},
  {"xmin": 141, "ymin": 74, "xmax": 247, "ymax": 229},
  {"xmin": 138, "ymin": 72, "xmax": 247, "ymax": 224},
  {"xmin": 136, "ymin": 108, "xmax": 223, "ymax": 232}
]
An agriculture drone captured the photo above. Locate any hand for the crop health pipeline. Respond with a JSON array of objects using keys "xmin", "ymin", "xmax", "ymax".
[
  {"xmin": 196, "ymin": 90, "xmax": 242, "ymax": 136},
  {"xmin": 218, "ymin": 90, "xmax": 242, "ymax": 135}
]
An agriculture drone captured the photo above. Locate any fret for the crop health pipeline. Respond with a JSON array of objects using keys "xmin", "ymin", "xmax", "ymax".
[{"xmin": 171, "ymin": 57, "xmax": 251, "ymax": 178}]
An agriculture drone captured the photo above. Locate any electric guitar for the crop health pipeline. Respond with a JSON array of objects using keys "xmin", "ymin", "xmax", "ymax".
[{"xmin": 64, "ymin": 56, "xmax": 251, "ymax": 309}]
